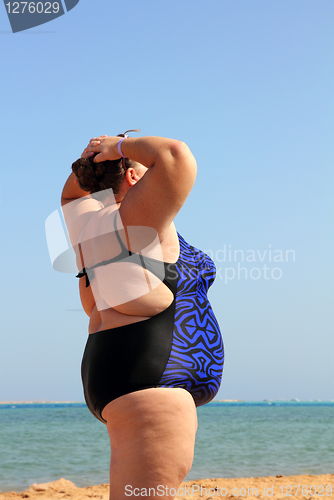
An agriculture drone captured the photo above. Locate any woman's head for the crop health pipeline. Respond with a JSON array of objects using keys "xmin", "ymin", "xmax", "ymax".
[{"xmin": 71, "ymin": 156, "xmax": 133, "ymax": 194}]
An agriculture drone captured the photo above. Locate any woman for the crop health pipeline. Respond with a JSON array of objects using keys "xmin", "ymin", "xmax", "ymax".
[{"xmin": 61, "ymin": 132, "xmax": 224, "ymax": 499}]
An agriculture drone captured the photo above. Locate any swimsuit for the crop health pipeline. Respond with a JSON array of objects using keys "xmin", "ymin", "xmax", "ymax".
[{"xmin": 78, "ymin": 215, "xmax": 224, "ymax": 423}]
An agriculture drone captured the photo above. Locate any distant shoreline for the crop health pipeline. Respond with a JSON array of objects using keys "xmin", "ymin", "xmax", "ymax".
[
  {"xmin": 0, "ymin": 401, "xmax": 84, "ymax": 404},
  {"xmin": 1, "ymin": 399, "xmax": 333, "ymax": 404}
]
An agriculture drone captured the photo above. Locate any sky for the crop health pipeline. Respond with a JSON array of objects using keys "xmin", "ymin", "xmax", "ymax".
[{"xmin": 0, "ymin": 0, "xmax": 333, "ymax": 403}]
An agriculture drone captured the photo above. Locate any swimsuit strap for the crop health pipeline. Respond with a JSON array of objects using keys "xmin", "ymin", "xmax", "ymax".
[
  {"xmin": 113, "ymin": 210, "xmax": 131, "ymax": 254},
  {"xmin": 76, "ymin": 212, "xmax": 177, "ymax": 295}
]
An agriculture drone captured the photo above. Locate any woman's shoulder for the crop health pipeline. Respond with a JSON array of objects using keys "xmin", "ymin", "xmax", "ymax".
[{"xmin": 62, "ymin": 194, "xmax": 112, "ymax": 247}]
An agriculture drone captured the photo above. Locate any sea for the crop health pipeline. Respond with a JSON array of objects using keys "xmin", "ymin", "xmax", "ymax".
[{"xmin": 0, "ymin": 401, "xmax": 333, "ymax": 493}]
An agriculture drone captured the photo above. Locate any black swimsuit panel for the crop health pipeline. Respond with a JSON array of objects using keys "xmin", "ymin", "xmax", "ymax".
[{"xmin": 79, "ymin": 215, "xmax": 224, "ymax": 423}]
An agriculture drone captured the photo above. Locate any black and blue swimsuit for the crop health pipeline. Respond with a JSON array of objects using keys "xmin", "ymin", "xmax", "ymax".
[{"xmin": 79, "ymin": 221, "xmax": 224, "ymax": 423}]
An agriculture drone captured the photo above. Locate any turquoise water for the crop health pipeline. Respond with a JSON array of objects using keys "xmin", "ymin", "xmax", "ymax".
[{"xmin": 0, "ymin": 402, "xmax": 333, "ymax": 492}]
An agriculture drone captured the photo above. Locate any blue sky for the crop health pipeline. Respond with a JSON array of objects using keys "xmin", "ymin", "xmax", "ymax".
[{"xmin": 0, "ymin": 0, "xmax": 333, "ymax": 402}]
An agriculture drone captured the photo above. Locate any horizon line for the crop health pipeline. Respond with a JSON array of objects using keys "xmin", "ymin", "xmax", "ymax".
[{"xmin": 1, "ymin": 399, "xmax": 333, "ymax": 404}]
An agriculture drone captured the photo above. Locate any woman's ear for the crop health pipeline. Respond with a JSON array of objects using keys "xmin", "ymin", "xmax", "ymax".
[{"xmin": 125, "ymin": 168, "xmax": 141, "ymax": 187}]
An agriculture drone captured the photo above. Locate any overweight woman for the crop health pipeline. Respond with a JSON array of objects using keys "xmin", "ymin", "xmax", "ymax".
[{"xmin": 61, "ymin": 132, "xmax": 224, "ymax": 499}]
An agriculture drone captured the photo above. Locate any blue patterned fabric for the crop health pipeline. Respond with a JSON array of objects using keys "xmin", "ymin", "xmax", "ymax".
[{"xmin": 159, "ymin": 234, "xmax": 224, "ymax": 405}]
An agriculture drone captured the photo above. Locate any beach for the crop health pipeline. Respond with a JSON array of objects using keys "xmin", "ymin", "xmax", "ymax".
[{"xmin": 1, "ymin": 474, "xmax": 333, "ymax": 500}]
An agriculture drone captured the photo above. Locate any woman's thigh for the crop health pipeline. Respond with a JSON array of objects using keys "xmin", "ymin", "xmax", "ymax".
[{"xmin": 102, "ymin": 387, "xmax": 198, "ymax": 499}]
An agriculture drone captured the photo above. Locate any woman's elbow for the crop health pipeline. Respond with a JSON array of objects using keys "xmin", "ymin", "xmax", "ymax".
[{"xmin": 170, "ymin": 141, "xmax": 197, "ymax": 174}]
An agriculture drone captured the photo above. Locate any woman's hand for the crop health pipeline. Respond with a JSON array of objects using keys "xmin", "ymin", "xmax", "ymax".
[
  {"xmin": 83, "ymin": 136, "xmax": 122, "ymax": 163},
  {"xmin": 81, "ymin": 135, "xmax": 108, "ymax": 159}
]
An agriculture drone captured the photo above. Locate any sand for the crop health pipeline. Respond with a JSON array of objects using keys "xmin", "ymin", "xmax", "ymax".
[{"xmin": 0, "ymin": 474, "xmax": 333, "ymax": 500}]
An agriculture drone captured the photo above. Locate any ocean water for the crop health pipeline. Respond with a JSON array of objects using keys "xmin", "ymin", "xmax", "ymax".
[{"xmin": 0, "ymin": 402, "xmax": 333, "ymax": 493}]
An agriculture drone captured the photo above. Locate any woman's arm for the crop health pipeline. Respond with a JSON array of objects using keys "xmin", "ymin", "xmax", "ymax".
[
  {"xmin": 86, "ymin": 136, "xmax": 197, "ymax": 236},
  {"xmin": 61, "ymin": 136, "xmax": 108, "ymax": 206},
  {"xmin": 61, "ymin": 172, "xmax": 89, "ymax": 206}
]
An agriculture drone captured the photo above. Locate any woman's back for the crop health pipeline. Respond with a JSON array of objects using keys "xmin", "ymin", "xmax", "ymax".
[{"xmin": 75, "ymin": 203, "xmax": 179, "ymax": 332}]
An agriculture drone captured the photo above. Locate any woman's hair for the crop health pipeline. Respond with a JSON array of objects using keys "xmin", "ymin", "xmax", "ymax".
[{"xmin": 71, "ymin": 156, "xmax": 132, "ymax": 194}]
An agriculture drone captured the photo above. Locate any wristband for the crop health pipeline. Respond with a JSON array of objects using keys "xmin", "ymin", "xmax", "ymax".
[{"xmin": 117, "ymin": 135, "xmax": 128, "ymax": 158}]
